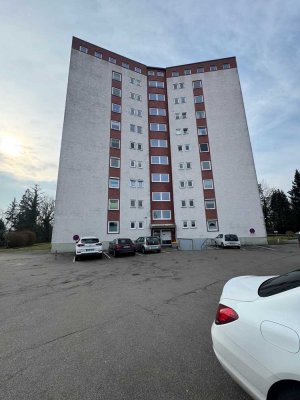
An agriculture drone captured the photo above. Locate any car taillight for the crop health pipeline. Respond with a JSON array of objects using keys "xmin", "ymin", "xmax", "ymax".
[
  {"xmin": 77, "ymin": 244, "xmax": 85, "ymax": 247},
  {"xmin": 116, "ymin": 244, "xmax": 122, "ymax": 249},
  {"xmin": 215, "ymin": 304, "xmax": 239, "ymax": 325}
]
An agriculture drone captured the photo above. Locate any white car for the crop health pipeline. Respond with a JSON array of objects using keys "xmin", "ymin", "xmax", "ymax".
[
  {"xmin": 75, "ymin": 236, "xmax": 103, "ymax": 261},
  {"xmin": 211, "ymin": 270, "xmax": 300, "ymax": 400},
  {"xmin": 215, "ymin": 233, "xmax": 241, "ymax": 249}
]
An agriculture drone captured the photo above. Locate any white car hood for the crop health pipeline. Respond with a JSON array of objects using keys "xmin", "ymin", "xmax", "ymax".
[{"xmin": 221, "ymin": 275, "xmax": 277, "ymax": 302}]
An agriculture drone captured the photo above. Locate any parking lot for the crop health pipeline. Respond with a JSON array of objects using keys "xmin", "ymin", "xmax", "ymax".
[{"xmin": 1, "ymin": 244, "xmax": 299, "ymax": 399}]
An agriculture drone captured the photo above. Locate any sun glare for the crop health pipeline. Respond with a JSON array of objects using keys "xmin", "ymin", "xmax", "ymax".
[{"xmin": 0, "ymin": 135, "xmax": 21, "ymax": 157}]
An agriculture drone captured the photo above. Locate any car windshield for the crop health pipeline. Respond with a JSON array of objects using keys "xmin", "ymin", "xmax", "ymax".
[
  {"xmin": 118, "ymin": 239, "xmax": 132, "ymax": 244},
  {"xmin": 225, "ymin": 234, "xmax": 238, "ymax": 241},
  {"xmin": 146, "ymin": 237, "xmax": 159, "ymax": 245},
  {"xmin": 258, "ymin": 269, "xmax": 300, "ymax": 297},
  {"xmin": 81, "ymin": 238, "xmax": 99, "ymax": 244}
]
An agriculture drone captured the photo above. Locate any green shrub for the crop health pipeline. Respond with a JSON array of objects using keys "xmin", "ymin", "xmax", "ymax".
[{"xmin": 6, "ymin": 230, "xmax": 36, "ymax": 248}]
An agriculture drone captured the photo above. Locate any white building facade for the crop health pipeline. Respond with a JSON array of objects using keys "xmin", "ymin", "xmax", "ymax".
[{"xmin": 51, "ymin": 37, "xmax": 267, "ymax": 252}]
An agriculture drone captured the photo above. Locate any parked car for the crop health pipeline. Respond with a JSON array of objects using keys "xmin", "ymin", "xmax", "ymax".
[
  {"xmin": 108, "ymin": 238, "xmax": 135, "ymax": 257},
  {"xmin": 135, "ymin": 236, "xmax": 161, "ymax": 253},
  {"xmin": 211, "ymin": 269, "xmax": 300, "ymax": 400},
  {"xmin": 215, "ymin": 233, "xmax": 241, "ymax": 249},
  {"xmin": 75, "ymin": 236, "xmax": 103, "ymax": 261}
]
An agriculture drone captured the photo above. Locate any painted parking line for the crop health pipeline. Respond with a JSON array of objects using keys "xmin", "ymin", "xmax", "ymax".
[
  {"xmin": 73, "ymin": 256, "xmax": 76, "ymax": 263},
  {"xmin": 103, "ymin": 252, "xmax": 111, "ymax": 259},
  {"xmin": 135, "ymin": 252, "xmax": 143, "ymax": 256}
]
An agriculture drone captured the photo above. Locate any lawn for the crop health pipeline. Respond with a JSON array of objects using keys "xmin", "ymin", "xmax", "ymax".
[{"xmin": 0, "ymin": 242, "xmax": 51, "ymax": 253}]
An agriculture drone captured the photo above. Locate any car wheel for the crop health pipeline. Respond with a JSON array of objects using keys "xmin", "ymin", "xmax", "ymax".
[
  {"xmin": 157, "ymin": 249, "xmax": 161, "ymax": 253},
  {"xmin": 113, "ymin": 250, "xmax": 118, "ymax": 257},
  {"xmin": 131, "ymin": 252, "xmax": 136, "ymax": 256},
  {"xmin": 215, "ymin": 241, "xmax": 218, "ymax": 248},
  {"xmin": 221, "ymin": 243, "xmax": 224, "ymax": 248},
  {"xmin": 142, "ymin": 247, "xmax": 146, "ymax": 254},
  {"xmin": 277, "ymin": 385, "xmax": 300, "ymax": 400},
  {"xmin": 98, "ymin": 253, "xmax": 103, "ymax": 259},
  {"xmin": 75, "ymin": 255, "xmax": 80, "ymax": 261}
]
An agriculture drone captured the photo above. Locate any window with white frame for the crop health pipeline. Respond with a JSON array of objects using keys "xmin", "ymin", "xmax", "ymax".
[
  {"xmin": 198, "ymin": 126, "xmax": 207, "ymax": 136},
  {"xmin": 186, "ymin": 162, "xmax": 192, "ymax": 169},
  {"xmin": 150, "ymin": 139, "xmax": 168, "ymax": 148},
  {"xmin": 130, "ymin": 221, "xmax": 136, "ymax": 229},
  {"xmin": 130, "ymin": 160, "xmax": 136, "ymax": 168},
  {"xmin": 151, "ymin": 173, "xmax": 169, "ymax": 182},
  {"xmin": 138, "ymin": 200, "xmax": 143, "ymax": 208},
  {"xmin": 176, "ymin": 129, "xmax": 181, "ymax": 135},
  {"xmin": 179, "ymin": 162, "xmax": 184, "ymax": 170},
  {"xmin": 210, "ymin": 65, "xmax": 217, "ymax": 71},
  {"xmin": 112, "ymin": 71, "xmax": 122, "ymax": 81},
  {"xmin": 130, "ymin": 93, "xmax": 142, "ymax": 101},
  {"xmin": 138, "ymin": 221, "xmax": 143, "ymax": 229},
  {"xmin": 182, "ymin": 220, "xmax": 188, "ymax": 228},
  {"xmin": 112, "ymin": 87, "xmax": 122, "ymax": 97},
  {"xmin": 130, "ymin": 179, "xmax": 136, "ymax": 187},
  {"xmin": 111, "ymin": 138, "xmax": 120, "ymax": 149},
  {"xmin": 110, "ymin": 157, "xmax": 120, "ymax": 168},
  {"xmin": 109, "ymin": 178, "xmax": 120, "ymax": 189},
  {"xmin": 137, "ymin": 161, "xmax": 142, "ymax": 168},
  {"xmin": 171, "ymin": 71, "xmax": 179, "ymax": 77},
  {"xmin": 184, "ymin": 69, "xmax": 191, "ymax": 75},
  {"xmin": 130, "ymin": 108, "xmax": 142, "ymax": 117},
  {"xmin": 111, "ymin": 120, "xmax": 121, "ymax": 131},
  {"xmin": 197, "ymin": 67, "xmax": 204, "ymax": 73},
  {"xmin": 137, "ymin": 180, "xmax": 144, "ymax": 188},
  {"xmin": 178, "ymin": 145, "xmax": 183, "ymax": 151},
  {"xmin": 149, "ymin": 108, "xmax": 166, "ymax": 116},
  {"xmin": 207, "ymin": 220, "xmax": 219, "ymax": 232},
  {"xmin": 148, "ymin": 71, "xmax": 155, "ymax": 76},
  {"xmin": 149, "ymin": 81, "xmax": 164, "ymax": 88},
  {"xmin": 151, "ymin": 156, "xmax": 169, "ymax": 165},
  {"xmin": 149, "ymin": 93, "xmax": 165, "ymax": 101},
  {"xmin": 152, "ymin": 192, "xmax": 170, "ymax": 201},
  {"xmin": 173, "ymin": 83, "xmax": 184, "ymax": 89},
  {"xmin": 180, "ymin": 181, "xmax": 185, "ymax": 188},
  {"xmin": 130, "ymin": 142, "xmax": 135, "ymax": 149},
  {"xmin": 137, "ymin": 143, "xmax": 143, "ymax": 150},
  {"xmin": 130, "ymin": 124, "xmax": 142, "ymax": 133},
  {"xmin": 189, "ymin": 199, "xmax": 194, "ymax": 207},
  {"xmin": 130, "ymin": 199, "xmax": 136, "ymax": 207},
  {"xmin": 152, "ymin": 210, "xmax": 171, "ymax": 220},
  {"xmin": 182, "ymin": 128, "xmax": 189, "ymax": 135},
  {"xmin": 223, "ymin": 63, "xmax": 230, "ymax": 69},
  {"xmin": 181, "ymin": 200, "xmax": 187, "ymax": 207},
  {"xmin": 109, "ymin": 57, "xmax": 116, "ymax": 64},
  {"xmin": 157, "ymin": 71, "xmax": 164, "ymax": 77},
  {"xmin": 205, "ymin": 199, "xmax": 216, "ymax": 209},
  {"xmin": 192, "ymin": 80, "xmax": 202, "ymax": 89},
  {"xmin": 185, "ymin": 144, "xmax": 190, "ymax": 151},
  {"xmin": 199, "ymin": 143, "xmax": 209, "ymax": 152},
  {"xmin": 190, "ymin": 220, "xmax": 196, "ymax": 228},
  {"xmin": 182, "ymin": 112, "xmax": 187, "ymax": 119},
  {"xmin": 94, "ymin": 51, "xmax": 102, "ymax": 58},
  {"xmin": 150, "ymin": 123, "xmax": 167, "ymax": 132},
  {"xmin": 108, "ymin": 199, "xmax": 119, "ymax": 210},
  {"xmin": 79, "ymin": 46, "xmax": 88, "ymax": 54},
  {"xmin": 175, "ymin": 113, "xmax": 180, "ymax": 120},
  {"xmin": 112, "ymin": 103, "xmax": 121, "ymax": 113},
  {"xmin": 194, "ymin": 95, "xmax": 204, "ymax": 103},
  {"xmin": 108, "ymin": 221, "xmax": 119, "ymax": 233},
  {"xmin": 201, "ymin": 161, "xmax": 211, "ymax": 170},
  {"xmin": 196, "ymin": 111, "xmax": 206, "ymax": 119},
  {"xmin": 187, "ymin": 180, "xmax": 193, "ymax": 187},
  {"xmin": 203, "ymin": 179, "xmax": 214, "ymax": 189},
  {"xmin": 174, "ymin": 98, "xmax": 180, "ymax": 105},
  {"xmin": 122, "ymin": 62, "xmax": 129, "ymax": 69}
]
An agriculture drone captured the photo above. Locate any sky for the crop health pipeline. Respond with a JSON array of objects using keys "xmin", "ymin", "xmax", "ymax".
[{"xmin": 0, "ymin": 0, "xmax": 299, "ymax": 215}]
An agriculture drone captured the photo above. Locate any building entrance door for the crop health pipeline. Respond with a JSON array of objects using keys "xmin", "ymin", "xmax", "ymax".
[{"xmin": 152, "ymin": 229, "xmax": 172, "ymax": 245}]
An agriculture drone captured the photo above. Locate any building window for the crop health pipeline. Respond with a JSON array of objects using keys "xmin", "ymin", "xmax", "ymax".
[
  {"xmin": 130, "ymin": 199, "xmax": 136, "ymax": 207},
  {"xmin": 108, "ymin": 199, "xmax": 119, "ymax": 210},
  {"xmin": 198, "ymin": 126, "xmax": 207, "ymax": 136},
  {"xmin": 199, "ymin": 143, "xmax": 209, "ymax": 152},
  {"xmin": 184, "ymin": 69, "xmax": 191, "ymax": 75},
  {"xmin": 186, "ymin": 162, "xmax": 192, "ymax": 169},
  {"xmin": 112, "ymin": 87, "xmax": 122, "ymax": 97},
  {"xmin": 178, "ymin": 145, "xmax": 183, "ymax": 151},
  {"xmin": 152, "ymin": 192, "xmax": 170, "ymax": 201},
  {"xmin": 172, "ymin": 71, "xmax": 179, "ymax": 77},
  {"xmin": 137, "ymin": 180, "xmax": 144, "ymax": 188},
  {"xmin": 130, "ymin": 124, "xmax": 135, "ymax": 132},
  {"xmin": 197, "ymin": 67, "xmax": 204, "ymax": 73},
  {"xmin": 181, "ymin": 200, "xmax": 187, "ymax": 207},
  {"xmin": 182, "ymin": 112, "xmax": 187, "ymax": 119},
  {"xmin": 130, "ymin": 93, "xmax": 142, "ymax": 101},
  {"xmin": 148, "ymin": 81, "xmax": 164, "ymax": 88},
  {"xmin": 175, "ymin": 129, "xmax": 181, "ymax": 135},
  {"xmin": 180, "ymin": 181, "xmax": 185, "ymax": 188},
  {"xmin": 112, "ymin": 103, "xmax": 121, "ymax": 113},
  {"xmin": 196, "ymin": 111, "xmax": 206, "ymax": 119},
  {"xmin": 150, "ymin": 123, "xmax": 167, "ymax": 132},
  {"xmin": 130, "ymin": 179, "xmax": 136, "ymax": 187},
  {"xmin": 185, "ymin": 144, "xmax": 190, "ymax": 151},
  {"xmin": 203, "ymin": 179, "xmax": 214, "ymax": 189},
  {"xmin": 130, "ymin": 221, "xmax": 136, "ymax": 229},
  {"xmin": 149, "ymin": 93, "xmax": 165, "ymax": 101},
  {"xmin": 189, "ymin": 199, "xmax": 194, "ymax": 207},
  {"xmin": 148, "ymin": 71, "xmax": 155, "ymax": 76},
  {"xmin": 110, "ymin": 157, "xmax": 120, "ymax": 168},
  {"xmin": 109, "ymin": 178, "xmax": 120, "ymax": 189},
  {"xmin": 138, "ymin": 221, "xmax": 144, "ymax": 229},
  {"xmin": 179, "ymin": 162, "xmax": 184, "ymax": 170},
  {"xmin": 130, "ymin": 160, "xmax": 136, "ymax": 168},
  {"xmin": 193, "ymin": 80, "xmax": 202, "ymax": 89},
  {"xmin": 135, "ymin": 67, "xmax": 141, "ymax": 73},
  {"xmin": 194, "ymin": 95, "xmax": 204, "ymax": 104},
  {"xmin": 111, "ymin": 120, "xmax": 121, "ymax": 131},
  {"xmin": 187, "ymin": 180, "xmax": 193, "ymax": 187},
  {"xmin": 151, "ymin": 156, "xmax": 169, "ymax": 165},
  {"xmin": 175, "ymin": 113, "xmax": 180, "ymax": 120},
  {"xmin": 130, "ymin": 142, "xmax": 135, "ymax": 149},
  {"xmin": 157, "ymin": 71, "xmax": 164, "ymax": 77},
  {"xmin": 94, "ymin": 51, "xmax": 102, "ymax": 58},
  {"xmin": 137, "ymin": 143, "xmax": 143, "ymax": 150},
  {"xmin": 190, "ymin": 220, "xmax": 196, "ymax": 228},
  {"xmin": 174, "ymin": 98, "xmax": 179, "ymax": 104},
  {"xmin": 150, "ymin": 139, "xmax": 168, "ymax": 148},
  {"xmin": 223, "ymin": 63, "xmax": 230, "ymax": 69},
  {"xmin": 183, "ymin": 128, "xmax": 189, "ymax": 135},
  {"xmin": 109, "ymin": 57, "xmax": 116, "ymax": 64},
  {"xmin": 205, "ymin": 199, "xmax": 216, "ymax": 209},
  {"xmin": 108, "ymin": 221, "xmax": 119, "ymax": 233},
  {"xmin": 210, "ymin": 65, "xmax": 217, "ymax": 71},
  {"xmin": 152, "ymin": 210, "xmax": 171, "ymax": 220},
  {"xmin": 182, "ymin": 221, "xmax": 188, "ymax": 228},
  {"xmin": 112, "ymin": 71, "xmax": 122, "ymax": 81},
  {"xmin": 122, "ymin": 62, "xmax": 129, "ymax": 69},
  {"xmin": 149, "ymin": 108, "xmax": 166, "ymax": 116},
  {"xmin": 137, "ymin": 161, "xmax": 142, "ymax": 168},
  {"xmin": 136, "ymin": 79, "xmax": 141, "ymax": 86},
  {"xmin": 111, "ymin": 138, "xmax": 120, "ymax": 149},
  {"xmin": 79, "ymin": 46, "xmax": 88, "ymax": 54},
  {"xmin": 138, "ymin": 200, "xmax": 143, "ymax": 208},
  {"xmin": 201, "ymin": 161, "xmax": 212, "ymax": 170},
  {"xmin": 181, "ymin": 97, "xmax": 186, "ymax": 103},
  {"xmin": 151, "ymin": 173, "xmax": 169, "ymax": 182},
  {"xmin": 173, "ymin": 83, "xmax": 184, "ymax": 89},
  {"xmin": 207, "ymin": 220, "xmax": 219, "ymax": 232}
]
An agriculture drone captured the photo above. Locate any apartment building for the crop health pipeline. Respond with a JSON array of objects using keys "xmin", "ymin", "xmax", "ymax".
[{"xmin": 51, "ymin": 37, "xmax": 266, "ymax": 251}]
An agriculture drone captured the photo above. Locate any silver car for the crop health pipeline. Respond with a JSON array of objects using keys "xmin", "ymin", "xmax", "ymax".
[
  {"xmin": 135, "ymin": 236, "xmax": 161, "ymax": 254},
  {"xmin": 215, "ymin": 233, "xmax": 241, "ymax": 249}
]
